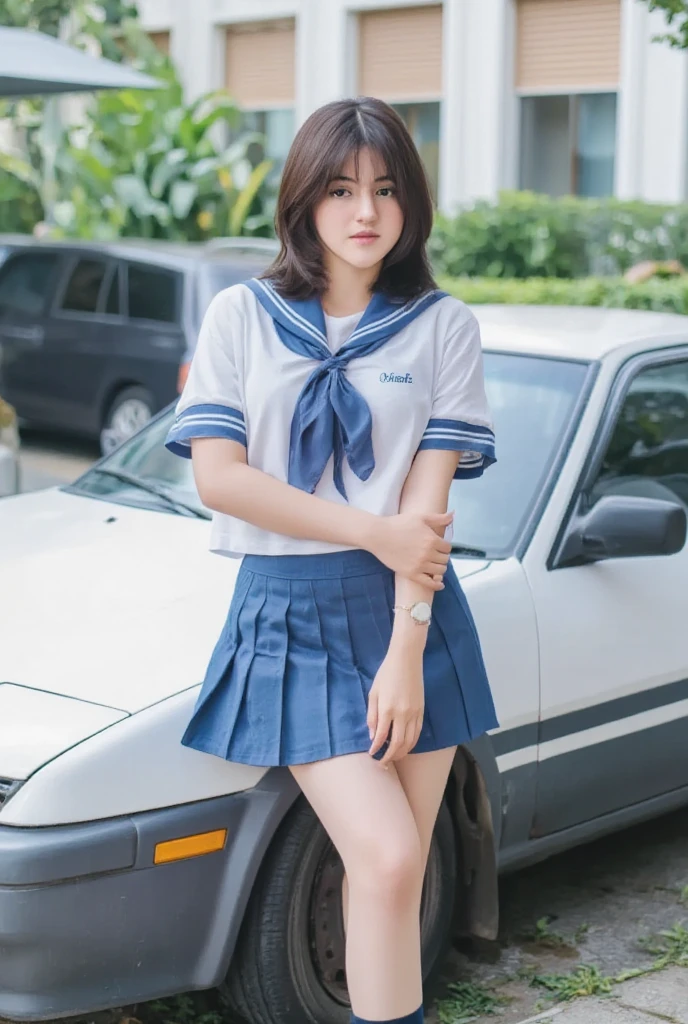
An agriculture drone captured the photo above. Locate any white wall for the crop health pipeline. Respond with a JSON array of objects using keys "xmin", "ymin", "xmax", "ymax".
[{"xmin": 137, "ymin": 0, "xmax": 688, "ymax": 208}]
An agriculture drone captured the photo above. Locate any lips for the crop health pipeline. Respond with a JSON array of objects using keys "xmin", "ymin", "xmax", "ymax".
[{"xmin": 351, "ymin": 233, "xmax": 379, "ymax": 239}]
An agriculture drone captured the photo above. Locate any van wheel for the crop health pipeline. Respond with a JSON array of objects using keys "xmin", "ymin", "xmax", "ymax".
[
  {"xmin": 100, "ymin": 386, "xmax": 155, "ymax": 456},
  {"xmin": 222, "ymin": 796, "xmax": 457, "ymax": 1024}
]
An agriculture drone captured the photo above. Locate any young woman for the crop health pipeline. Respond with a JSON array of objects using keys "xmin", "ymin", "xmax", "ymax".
[{"xmin": 165, "ymin": 97, "xmax": 498, "ymax": 1024}]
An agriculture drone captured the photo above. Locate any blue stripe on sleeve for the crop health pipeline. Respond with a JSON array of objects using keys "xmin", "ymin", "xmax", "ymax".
[
  {"xmin": 417, "ymin": 418, "xmax": 496, "ymax": 479},
  {"xmin": 164, "ymin": 403, "xmax": 246, "ymax": 458}
]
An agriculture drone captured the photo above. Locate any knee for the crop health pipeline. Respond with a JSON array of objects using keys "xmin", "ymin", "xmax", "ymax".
[{"xmin": 347, "ymin": 834, "xmax": 424, "ymax": 906}]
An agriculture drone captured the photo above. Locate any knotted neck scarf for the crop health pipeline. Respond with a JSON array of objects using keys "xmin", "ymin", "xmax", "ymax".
[{"xmin": 246, "ymin": 278, "xmax": 448, "ymax": 500}]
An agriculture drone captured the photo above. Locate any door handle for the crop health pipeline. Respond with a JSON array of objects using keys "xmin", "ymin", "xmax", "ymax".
[{"xmin": 0, "ymin": 325, "xmax": 44, "ymax": 345}]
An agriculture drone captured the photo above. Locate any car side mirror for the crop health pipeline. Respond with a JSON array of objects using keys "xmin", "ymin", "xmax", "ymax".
[{"xmin": 557, "ymin": 495, "xmax": 687, "ymax": 568}]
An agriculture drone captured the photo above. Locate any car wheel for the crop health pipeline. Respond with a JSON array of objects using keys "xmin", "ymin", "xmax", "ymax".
[
  {"xmin": 223, "ymin": 795, "xmax": 457, "ymax": 1024},
  {"xmin": 100, "ymin": 386, "xmax": 155, "ymax": 456}
]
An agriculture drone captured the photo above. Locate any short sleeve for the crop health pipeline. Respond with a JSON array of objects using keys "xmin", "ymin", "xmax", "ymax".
[
  {"xmin": 164, "ymin": 289, "xmax": 246, "ymax": 459},
  {"xmin": 417, "ymin": 306, "xmax": 496, "ymax": 479}
]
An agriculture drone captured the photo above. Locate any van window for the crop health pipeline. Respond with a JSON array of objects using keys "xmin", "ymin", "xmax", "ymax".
[
  {"xmin": 60, "ymin": 258, "xmax": 108, "ymax": 313},
  {"xmin": 126, "ymin": 263, "xmax": 179, "ymax": 323},
  {"xmin": 0, "ymin": 252, "xmax": 58, "ymax": 315}
]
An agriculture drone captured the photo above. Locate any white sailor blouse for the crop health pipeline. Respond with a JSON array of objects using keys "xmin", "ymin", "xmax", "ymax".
[{"xmin": 165, "ymin": 279, "xmax": 496, "ymax": 558}]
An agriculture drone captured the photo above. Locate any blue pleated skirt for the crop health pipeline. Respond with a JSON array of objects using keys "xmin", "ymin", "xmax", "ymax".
[{"xmin": 181, "ymin": 549, "xmax": 499, "ymax": 767}]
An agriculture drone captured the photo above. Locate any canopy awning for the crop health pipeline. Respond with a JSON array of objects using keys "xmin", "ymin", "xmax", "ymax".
[{"xmin": 0, "ymin": 26, "xmax": 160, "ymax": 97}]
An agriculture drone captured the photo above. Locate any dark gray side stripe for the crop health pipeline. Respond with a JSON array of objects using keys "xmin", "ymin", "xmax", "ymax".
[
  {"xmin": 540, "ymin": 676, "xmax": 688, "ymax": 743},
  {"xmin": 490, "ymin": 676, "xmax": 688, "ymax": 756},
  {"xmin": 490, "ymin": 723, "xmax": 538, "ymax": 756}
]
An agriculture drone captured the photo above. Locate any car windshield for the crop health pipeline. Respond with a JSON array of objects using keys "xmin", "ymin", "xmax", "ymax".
[{"xmin": 67, "ymin": 352, "xmax": 590, "ymax": 557}]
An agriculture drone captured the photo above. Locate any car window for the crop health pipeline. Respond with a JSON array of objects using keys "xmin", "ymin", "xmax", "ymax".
[
  {"xmin": 105, "ymin": 266, "xmax": 121, "ymax": 315},
  {"xmin": 60, "ymin": 258, "xmax": 108, "ymax": 314},
  {"xmin": 591, "ymin": 359, "xmax": 688, "ymax": 509},
  {"xmin": 126, "ymin": 263, "xmax": 179, "ymax": 324},
  {"xmin": 0, "ymin": 252, "xmax": 58, "ymax": 316}
]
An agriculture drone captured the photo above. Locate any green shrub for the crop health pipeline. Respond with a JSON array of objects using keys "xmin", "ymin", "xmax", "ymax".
[
  {"xmin": 438, "ymin": 273, "xmax": 688, "ymax": 314},
  {"xmin": 429, "ymin": 191, "xmax": 688, "ymax": 280}
]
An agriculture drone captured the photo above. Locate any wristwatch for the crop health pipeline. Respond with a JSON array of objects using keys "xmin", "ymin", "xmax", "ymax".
[{"xmin": 393, "ymin": 600, "xmax": 432, "ymax": 626}]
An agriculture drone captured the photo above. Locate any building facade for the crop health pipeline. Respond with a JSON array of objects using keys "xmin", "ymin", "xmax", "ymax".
[{"xmin": 136, "ymin": 0, "xmax": 688, "ymax": 214}]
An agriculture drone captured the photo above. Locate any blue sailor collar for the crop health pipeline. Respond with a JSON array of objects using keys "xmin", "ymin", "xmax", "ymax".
[{"xmin": 246, "ymin": 277, "xmax": 447, "ymax": 499}]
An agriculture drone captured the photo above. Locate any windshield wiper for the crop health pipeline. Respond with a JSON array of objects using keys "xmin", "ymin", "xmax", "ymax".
[
  {"xmin": 90, "ymin": 468, "xmax": 211, "ymax": 519},
  {"xmin": 451, "ymin": 544, "xmax": 488, "ymax": 558}
]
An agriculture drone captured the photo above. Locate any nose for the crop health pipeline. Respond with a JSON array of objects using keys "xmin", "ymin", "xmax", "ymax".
[{"xmin": 355, "ymin": 189, "xmax": 378, "ymax": 224}]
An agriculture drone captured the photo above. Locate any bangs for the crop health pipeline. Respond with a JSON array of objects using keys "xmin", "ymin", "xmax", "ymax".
[{"xmin": 320, "ymin": 120, "xmax": 405, "ymax": 197}]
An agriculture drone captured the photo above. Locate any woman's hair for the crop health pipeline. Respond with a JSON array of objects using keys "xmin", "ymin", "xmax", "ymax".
[{"xmin": 261, "ymin": 96, "xmax": 437, "ymax": 301}]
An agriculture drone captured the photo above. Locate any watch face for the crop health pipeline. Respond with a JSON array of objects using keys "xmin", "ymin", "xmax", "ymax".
[{"xmin": 411, "ymin": 601, "xmax": 432, "ymax": 624}]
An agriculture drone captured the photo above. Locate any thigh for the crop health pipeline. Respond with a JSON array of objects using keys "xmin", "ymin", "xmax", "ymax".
[
  {"xmin": 288, "ymin": 753, "xmax": 421, "ymax": 873},
  {"xmin": 393, "ymin": 746, "xmax": 458, "ymax": 868}
]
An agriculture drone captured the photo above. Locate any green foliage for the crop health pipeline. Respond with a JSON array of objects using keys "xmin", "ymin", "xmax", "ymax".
[
  {"xmin": 56, "ymin": 42, "xmax": 274, "ymax": 240},
  {"xmin": 0, "ymin": 0, "xmax": 139, "ymax": 58},
  {"xmin": 438, "ymin": 273, "xmax": 688, "ymax": 314},
  {"xmin": 642, "ymin": 0, "xmax": 688, "ymax": 48},
  {"xmin": 0, "ymin": 9, "xmax": 275, "ymax": 240},
  {"xmin": 0, "ymin": 0, "xmax": 72, "ymax": 35},
  {"xmin": 429, "ymin": 191, "xmax": 688, "ymax": 280},
  {"xmin": 637, "ymin": 923, "xmax": 688, "ymax": 967}
]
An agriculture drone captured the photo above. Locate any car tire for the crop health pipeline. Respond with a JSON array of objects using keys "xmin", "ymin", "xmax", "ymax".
[
  {"xmin": 222, "ymin": 795, "xmax": 457, "ymax": 1024},
  {"xmin": 100, "ymin": 386, "xmax": 156, "ymax": 456}
]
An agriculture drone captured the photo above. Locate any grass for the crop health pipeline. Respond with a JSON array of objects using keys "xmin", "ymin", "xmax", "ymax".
[
  {"xmin": 530, "ymin": 963, "xmax": 616, "ymax": 1000},
  {"xmin": 434, "ymin": 981, "xmax": 510, "ymax": 1024},
  {"xmin": 518, "ymin": 916, "xmax": 581, "ymax": 956}
]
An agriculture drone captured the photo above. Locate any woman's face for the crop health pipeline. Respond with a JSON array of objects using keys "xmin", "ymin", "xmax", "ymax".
[{"xmin": 313, "ymin": 146, "xmax": 404, "ymax": 274}]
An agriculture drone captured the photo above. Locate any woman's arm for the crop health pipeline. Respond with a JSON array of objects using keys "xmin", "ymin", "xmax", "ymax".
[
  {"xmin": 367, "ymin": 447, "xmax": 461, "ymax": 765},
  {"xmin": 390, "ymin": 447, "xmax": 461, "ymax": 651},
  {"xmin": 190, "ymin": 436, "xmax": 454, "ymax": 589}
]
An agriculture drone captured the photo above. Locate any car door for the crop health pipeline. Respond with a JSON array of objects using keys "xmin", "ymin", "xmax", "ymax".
[
  {"xmin": 0, "ymin": 250, "xmax": 61, "ymax": 421},
  {"xmin": 37, "ymin": 252, "xmax": 121, "ymax": 433},
  {"xmin": 525, "ymin": 349, "xmax": 688, "ymax": 836}
]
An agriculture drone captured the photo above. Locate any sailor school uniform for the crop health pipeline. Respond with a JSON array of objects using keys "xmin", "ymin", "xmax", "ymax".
[{"xmin": 165, "ymin": 279, "xmax": 499, "ymax": 766}]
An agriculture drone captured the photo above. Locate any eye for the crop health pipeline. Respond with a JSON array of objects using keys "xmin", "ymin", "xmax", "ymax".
[
  {"xmin": 377, "ymin": 186, "xmax": 397, "ymax": 197},
  {"xmin": 329, "ymin": 188, "xmax": 350, "ymax": 198}
]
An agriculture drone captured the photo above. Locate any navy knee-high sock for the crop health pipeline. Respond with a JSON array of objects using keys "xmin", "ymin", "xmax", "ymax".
[{"xmin": 351, "ymin": 1005, "xmax": 423, "ymax": 1024}]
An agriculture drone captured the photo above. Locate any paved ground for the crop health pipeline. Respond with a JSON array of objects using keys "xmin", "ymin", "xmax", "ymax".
[
  {"xmin": 428, "ymin": 806, "xmax": 688, "ymax": 1024},
  {"xmin": 10, "ymin": 431, "xmax": 688, "ymax": 1024},
  {"xmin": 17, "ymin": 427, "xmax": 98, "ymax": 492}
]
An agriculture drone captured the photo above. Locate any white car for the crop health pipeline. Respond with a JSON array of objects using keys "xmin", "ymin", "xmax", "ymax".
[{"xmin": 0, "ymin": 306, "xmax": 686, "ymax": 1024}]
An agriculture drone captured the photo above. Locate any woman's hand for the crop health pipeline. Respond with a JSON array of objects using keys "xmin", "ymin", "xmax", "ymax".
[
  {"xmin": 366, "ymin": 511, "xmax": 453, "ymax": 590},
  {"xmin": 367, "ymin": 645, "xmax": 425, "ymax": 766}
]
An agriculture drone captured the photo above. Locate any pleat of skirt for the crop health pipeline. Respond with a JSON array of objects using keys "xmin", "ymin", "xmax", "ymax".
[{"xmin": 181, "ymin": 548, "xmax": 499, "ymax": 767}]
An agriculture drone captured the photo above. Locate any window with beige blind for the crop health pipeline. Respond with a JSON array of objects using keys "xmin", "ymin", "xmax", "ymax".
[
  {"xmin": 516, "ymin": 0, "xmax": 620, "ymax": 197},
  {"xmin": 225, "ymin": 19, "xmax": 296, "ymax": 183},
  {"xmin": 148, "ymin": 31, "xmax": 170, "ymax": 55},
  {"xmin": 357, "ymin": 6, "xmax": 443, "ymax": 201}
]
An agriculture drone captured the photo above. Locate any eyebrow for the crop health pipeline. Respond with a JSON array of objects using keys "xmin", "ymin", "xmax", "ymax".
[{"xmin": 330, "ymin": 175, "xmax": 395, "ymax": 183}]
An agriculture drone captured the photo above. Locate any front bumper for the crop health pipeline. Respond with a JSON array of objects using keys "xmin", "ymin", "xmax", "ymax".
[{"xmin": 0, "ymin": 770, "xmax": 299, "ymax": 1021}]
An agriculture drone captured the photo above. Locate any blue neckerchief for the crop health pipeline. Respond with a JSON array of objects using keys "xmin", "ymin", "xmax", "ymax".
[{"xmin": 246, "ymin": 278, "xmax": 448, "ymax": 499}]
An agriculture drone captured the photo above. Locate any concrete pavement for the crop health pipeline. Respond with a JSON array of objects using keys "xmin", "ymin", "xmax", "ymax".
[{"xmin": 510, "ymin": 967, "xmax": 687, "ymax": 1023}]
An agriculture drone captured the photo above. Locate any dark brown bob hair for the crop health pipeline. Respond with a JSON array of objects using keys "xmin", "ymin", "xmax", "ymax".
[{"xmin": 261, "ymin": 96, "xmax": 438, "ymax": 301}]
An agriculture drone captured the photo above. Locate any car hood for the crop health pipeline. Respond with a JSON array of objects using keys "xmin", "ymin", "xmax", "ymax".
[
  {"xmin": 0, "ymin": 488, "xmax": 490, "ymax": 715},
  {"xmin": 0, "ymin": 683, "xmax": 127, "ymax": 780}
]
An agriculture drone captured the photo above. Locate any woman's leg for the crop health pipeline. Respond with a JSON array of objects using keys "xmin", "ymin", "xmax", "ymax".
[
  {"xmin": 341, "ymin": 746, "xmax": 458, "ymax": 934},
  {"xmin": 289, "ymin": 753, "xmax": 424, "ymax": 1020},
  {"xmin": 394, "ymin": 746, "xmax": 458, "ymax": 870}
]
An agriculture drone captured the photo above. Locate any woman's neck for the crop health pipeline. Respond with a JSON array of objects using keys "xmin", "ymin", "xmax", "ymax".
[{"xmin": 320, "ymin": 255, "xmax": 381, "ymax": 317}]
